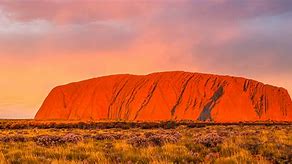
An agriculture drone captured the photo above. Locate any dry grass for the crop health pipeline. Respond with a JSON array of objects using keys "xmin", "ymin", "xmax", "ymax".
[{"xmin": 0, "ymin": 120, "xmax": 291, "ymax": 163}]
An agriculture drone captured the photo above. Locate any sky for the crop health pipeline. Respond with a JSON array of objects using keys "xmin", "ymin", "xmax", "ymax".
[{"xmin": 0, "ymin": 0, "xmax": 292, "ymax": 119}]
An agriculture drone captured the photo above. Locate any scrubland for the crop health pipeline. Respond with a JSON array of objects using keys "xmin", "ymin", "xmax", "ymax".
[{"xmin": 0, "ymin": 120, "xmax": 291, "ymax": 164}]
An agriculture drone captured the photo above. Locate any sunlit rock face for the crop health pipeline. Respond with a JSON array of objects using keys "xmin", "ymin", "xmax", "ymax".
[{"xmin": 35, "ymin": 71, "xmax": 292, "ymax": 122}]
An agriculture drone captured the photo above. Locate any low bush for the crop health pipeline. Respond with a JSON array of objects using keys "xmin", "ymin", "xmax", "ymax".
[
  {"xmin": 34, "ymin": 133, "xmax": 84, "ymax": 146},
  {"xmin": 127, "ymin": 136, "xmax": 149, "ymax": 148},
  {"xmin": 195, "ymin": 133, "xmax": 224, "ymax": 147},
  {"xmin": 62, "ymin": 133, "xmax": 83, "ymax": 143},
  {"xmin": 127, "ymin": 131, "xmax": 182, "ymax": 147},
  {"xmin": 0, "ymin": 135, "xmax": 28, "ymax": 142},
  {"xmin": 92, "ymin": 133, "xmax": 124, "ymax": 140},
  {"xmin": 34, "ymin": 135, "xmax": 65, "ymax": 146}
]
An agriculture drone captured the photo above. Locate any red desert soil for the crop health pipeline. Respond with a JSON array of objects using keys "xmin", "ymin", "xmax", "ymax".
[{"xmin": 35, "ymin": 71, "xmax": 292, "ymax": 122}]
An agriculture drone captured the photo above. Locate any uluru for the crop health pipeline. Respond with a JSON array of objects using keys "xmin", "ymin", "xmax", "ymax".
[{"xmin": 35, "ymin": 71, "xmax": 292, "ymax": 122}]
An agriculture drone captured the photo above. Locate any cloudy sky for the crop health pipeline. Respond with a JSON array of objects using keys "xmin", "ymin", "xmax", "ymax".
[{"xmin": 0, "ymin": 0, "xmax": 292, "ymax": 118}]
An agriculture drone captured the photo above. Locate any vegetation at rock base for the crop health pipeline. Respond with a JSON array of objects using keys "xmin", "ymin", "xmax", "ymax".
[{"xmin": 0, "ymin": 120, "xmax": 291, "ymax": 163}]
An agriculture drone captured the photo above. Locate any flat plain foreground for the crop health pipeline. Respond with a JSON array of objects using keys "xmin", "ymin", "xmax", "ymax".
[{"xmin": 0, "ymin": 120, "xmax": 291, "ymax": 163}]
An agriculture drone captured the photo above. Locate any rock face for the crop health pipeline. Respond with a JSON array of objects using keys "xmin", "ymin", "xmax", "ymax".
[{"xmin": 35, "ymin": 71, "xmax": 292, "ymax": 122}]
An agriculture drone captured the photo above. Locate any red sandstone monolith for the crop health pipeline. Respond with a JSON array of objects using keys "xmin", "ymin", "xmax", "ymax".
[{"xmin": 35, "ymin": 71, "xmax": 292, "ymax": 122}]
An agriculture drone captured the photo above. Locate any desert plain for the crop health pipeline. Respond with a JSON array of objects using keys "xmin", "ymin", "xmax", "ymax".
[{"xmin": 0, "ymin": 120, "xmax": 291, "ymax": 163}]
